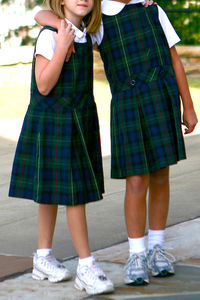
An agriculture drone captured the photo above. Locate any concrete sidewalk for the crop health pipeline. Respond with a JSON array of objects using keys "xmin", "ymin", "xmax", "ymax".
[
  {"xmin": 0, "ymin": 218, "xmax": 200, "ymax": 299},
  {"xmin": 0, "ymin": 127, "xmax": 200, "ymax": 299}
]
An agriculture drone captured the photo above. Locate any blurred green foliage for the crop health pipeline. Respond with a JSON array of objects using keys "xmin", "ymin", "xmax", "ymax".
[
  {"xmin": 158, "ymin": 0, "xmax": 200, "ymax": 45},
  {"xmin": 1, "ymin": 0, "xmax": 43, "ymax": 8},
  {"xmin": 1, "ymin": 0, "xmax": 200, "ymax": 45}
]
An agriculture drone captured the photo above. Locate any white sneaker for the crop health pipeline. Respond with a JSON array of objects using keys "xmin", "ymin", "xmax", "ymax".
[
  {"xmin": 124, "ymin": 253, "xmax": 149, "ymax": 285},
  {"xmin": 32, "ymin": 253, "xmax": 72, "ymax": 283},
  {"xmin": 74, "ymin": 257, "xmax": 114, "ymax": 295},
  {"xmin": 147, "ymin": 244, "xmax": 175, "ymax": 277}
]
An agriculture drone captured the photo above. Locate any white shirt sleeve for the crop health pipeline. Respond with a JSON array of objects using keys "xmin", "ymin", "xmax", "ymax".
[
  {"xmin": 157, "ymin": 5, "xmax": 181, "ymax": 48},
  {"xmin": 35, "ymin": 29, "xmax": 57, "ymax": 61},
  {"xmin": 90, "ymin": 20, "xmax": 104, "ymax": 46}
]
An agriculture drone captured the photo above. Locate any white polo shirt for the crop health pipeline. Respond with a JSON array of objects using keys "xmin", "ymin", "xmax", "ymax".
[
  {"xmin": 91, "ymin": 0, "xmax": 180, "ymax": 48},
  {"xmin": 35, "ymin": 19, "xmax": 87, "ymax": 61}
]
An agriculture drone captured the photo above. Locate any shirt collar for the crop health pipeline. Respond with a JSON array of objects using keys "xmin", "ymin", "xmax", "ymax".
[
  {"xmin": 102, "ymin": 0, "xmax": 145, "ymax": 16},
  {"xmin": 65, "ymin": 18, "xmax": 87, "ymax": 43}
]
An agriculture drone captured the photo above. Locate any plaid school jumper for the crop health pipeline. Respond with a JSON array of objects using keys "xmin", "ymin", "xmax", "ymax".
[
  {"xmin": 99, "ymin": 4, "xmax": 186, "ymax": 178},
  {"xmin": 9, "ymin": 27, "xmax": 104, "ymax": 205}
]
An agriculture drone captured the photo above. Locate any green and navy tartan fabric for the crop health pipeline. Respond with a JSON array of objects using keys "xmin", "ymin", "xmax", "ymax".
[
  {"xmin": 99, "ymin": 4, "xmax": 186, "ymax": 178},
  {"xmin": 9, "ymin": 27, "xmax": 104, "ymax": 205}
]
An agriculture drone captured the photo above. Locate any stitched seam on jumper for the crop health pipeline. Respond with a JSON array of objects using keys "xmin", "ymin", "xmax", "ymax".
[
  {"xmin": 151, "ymin": 82, "xmax": 173, "ymax": 161},
  {"xmin": 131, "ymin": 6, "xmax": 149, "ymax": 70},
  {"xmin": 145, "ymin": 8, "xmax": 164, "ymax": 66},
  {"xmin": 36, "ymin": 132, "xmax": 41, "ymax": 201},
  {"xmin": 17, "ymin": 117, "xmax": 31, "ymax": 196},
  {"xmin": 54, "ymin": 109, "xmax": 59, "ymax": 204},
  {"xmin": 115, "ymin": 16, "xmax": 131, "ymax": 77},
  {"xmin": 71, "ymin": 168, "xmax": 74, "ymax": 205},
  {"xmin": 74, "ymin": 109, "xmax": 101, "ymax": 199},
  {"xmin": 150, "ymin": 68, "xmax": 157, "ymax": 82}
]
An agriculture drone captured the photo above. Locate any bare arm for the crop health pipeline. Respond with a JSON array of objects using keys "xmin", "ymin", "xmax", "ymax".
[
  {"xmin": 35, "ymin": 10, "xmax": 61, "ymax": 29},
  {"xmin": 35, "ymin": 21, "xmax": 75, "ymax": 95},
  {"xmin": 170, "ymin": 46, "xmax": 198, "ymax": 134}
]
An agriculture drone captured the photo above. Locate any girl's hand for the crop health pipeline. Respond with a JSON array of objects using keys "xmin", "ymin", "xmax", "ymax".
[
  {"xmin": 182, "ymin": 108, "xmax": 198, "ymax": 134},
  {"xmin": 144, "ymin": 0, "xmax": 156, "ymax": 7},
  {"xmin": 66, "ymin": 43, "xmax": 76, "ymax": 62},
  {"xmin": 57, "ymin": 20, "xmax": 75, "ymax": 62},
  {"xmin": 53, "ymin": 20, "xmax": 75, "ymax": 54}
]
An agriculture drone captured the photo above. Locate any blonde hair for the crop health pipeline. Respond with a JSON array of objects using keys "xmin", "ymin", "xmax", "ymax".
[{"xmin": 45, "ymin": 0, "xmax": 101, "ymax": 34}]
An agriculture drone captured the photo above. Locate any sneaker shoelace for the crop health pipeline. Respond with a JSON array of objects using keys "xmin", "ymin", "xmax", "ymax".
[
  {"xmin": 90, "ymin": 260, "xmax": 108, "ymax": 281},
  {"xmin": 78, "ymin": 265, "xmax": 99, "ymax": 284},
  {"xmin": 125, "ymin": 254, "xmax": 147, "ymax": 272},
  {"xmin": 40, "ymin": 254, "xmax": 66, "ymax": 271},
  {"xmin": 78, "ymin": 260, "xmax": 108, "ymax": 282},
  {"xmin": 149, "ymin": 247, "xmax": 176, "ymax": 265}
]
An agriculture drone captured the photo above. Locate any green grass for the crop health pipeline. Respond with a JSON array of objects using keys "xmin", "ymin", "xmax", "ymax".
[{"xmin": 187, "ymin": 77, "xmax": 200, "ymax": 89}]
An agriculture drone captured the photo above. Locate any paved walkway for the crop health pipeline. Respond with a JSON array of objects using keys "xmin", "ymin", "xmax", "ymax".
[
  {"xmin": 0, "ymin": 218, "xmax": 200, "ymax": 299},
  {"xmin": 0, "ymin": 122, "xmax": 199, "ymax": 299}
]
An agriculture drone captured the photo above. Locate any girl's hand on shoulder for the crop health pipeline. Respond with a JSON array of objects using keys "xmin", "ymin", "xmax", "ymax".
[
  {"xmin": 53, "ymin": 20, "xmax": 75, "ymax": 53},
  {"xmin": 66, "ymin": 43, "xmax": 76, "ymax": 62},
  {"xmin": 182, "ymin": 108, "xmax": 198, "ymax": 134},
  {"xmin": 144, "ymin": 0, "xmax": 156, "ymax": 7}
]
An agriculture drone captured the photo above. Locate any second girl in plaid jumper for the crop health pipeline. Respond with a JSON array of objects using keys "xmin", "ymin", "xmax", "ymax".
[{"xmin": 94, "ymin": 0, "xmax": 198, "ymax": 285}]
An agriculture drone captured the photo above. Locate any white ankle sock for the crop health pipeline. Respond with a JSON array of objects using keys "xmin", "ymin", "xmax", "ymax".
[
  {"xmin": 128, "ymin": 236, "xmax": 146, "ymax": 256},
  {"xmin": 148, "ymin": 229, "xmax": 165, "ymax": 250},
  {"xmin": 37, "ymin": 248, "xmax": 52, "ymax": 257},
  {"xmin": 78, "ymin": 256, "xmax": 94, "ymax": 267}
]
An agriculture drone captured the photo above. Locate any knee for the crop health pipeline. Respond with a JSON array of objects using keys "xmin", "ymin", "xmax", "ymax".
[
  {"xmin": 126, "ymin": 174, "xmax": 149, "ymax": 194},
  {"xmin": 150, "ymin": 167, "xmax": 169, "ymax": 185}
]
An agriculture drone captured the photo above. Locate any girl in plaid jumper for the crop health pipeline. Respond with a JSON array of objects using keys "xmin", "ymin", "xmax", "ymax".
[
  {"xmin": 35, "ymin": 0, "xmax": 198, "ymax": 286},
  {"xmin": 9, "ymin": 0, "xmax": 114, "ymax": 295}
]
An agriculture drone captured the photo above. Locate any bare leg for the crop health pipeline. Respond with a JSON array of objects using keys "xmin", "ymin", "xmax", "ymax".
[
  {"xmin": 148, "ymin": 167, "xmax": 170, "ymax": 230},
  {"xmin": 38, "ymin": 204, "xmax": 58, "ymax": 249},
  {"xmin": 66, "ymin": 204, "xmax": 90, "ymax": 258},
  {"xmin": 125, "ymin": 174, "xmax": 149, "ymax": 238}
]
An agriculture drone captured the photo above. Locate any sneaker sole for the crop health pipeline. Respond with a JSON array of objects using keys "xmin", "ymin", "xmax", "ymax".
[
  {"xmin": 74, "ymin": 276, "xmax": 114, "ymax": 295},
  {"xmin": 125, "ymin": 278, "xmax": 149, "ymax": 286},
  {"xmin": 151, "ymin": 270, "xmax": 175, "ymax": 277},
  {"xmin": 32, "ymin": 268, "xmax": 72, "ymax": 283}
]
